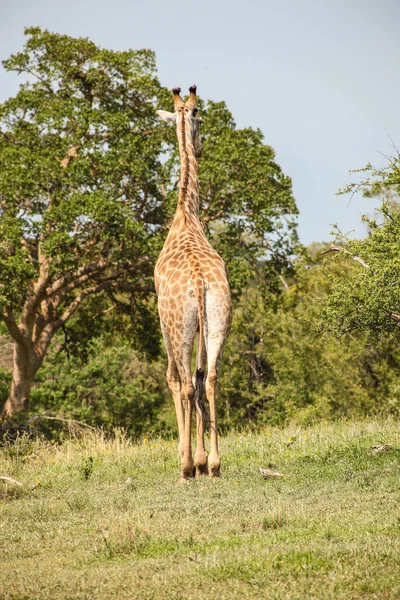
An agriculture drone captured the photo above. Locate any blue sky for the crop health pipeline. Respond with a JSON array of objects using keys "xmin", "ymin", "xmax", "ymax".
[{"xmin": 1, "ymin": 0, "xmax": 399, "ymax": 244}]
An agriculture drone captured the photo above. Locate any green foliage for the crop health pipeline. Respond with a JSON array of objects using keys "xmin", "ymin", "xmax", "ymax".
[
  {"xmin": 0, "ymin": 26, "xmax": 298, "ymax": 324},
  {"xmin": 30, "ymin": 337, "xmax": 168, "ymax": 437},
  {"xmin": 323, "ymin": 150, "xmax": 400, "ymax": 337},
  {"xmin": 0, "ymin": 26, "xmax": 167, "ymax": 374},
  {"xmin": 199, "ymin": 101, "xmax": 298, "ymax": 294},
  {"xmin": 4, "ymin": 243, "xmax": 400, "ymax": 434},
  {"xmin": 323, "ymin": 202, "xmax": 400, "ymax": 336},
  {"xmin": 219, "ymin": 249, "xmax": 400, "ymax": 427},
  {"xmin": 80, "ymin": 456, "xmax": 94, "ymax": 480}
]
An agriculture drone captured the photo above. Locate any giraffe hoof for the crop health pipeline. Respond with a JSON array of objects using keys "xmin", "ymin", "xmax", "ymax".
[
  {"xmin": 181, "ymin": 464, "xmax": 195, "ymax": 480},
  {"xmin": 210, "ymin": 467, "xmax": 220, "ymax": 478},
  {"xmin": 208, "ymin": 454, "xmax": 221, "ymax": 478},
  {"xmin": 196, "ymin": 464, "xmax": 209, "ymax": 477}
]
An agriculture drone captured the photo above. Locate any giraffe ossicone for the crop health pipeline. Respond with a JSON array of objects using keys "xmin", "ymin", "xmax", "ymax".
[{"xmin": 155, "ymin": 85, "xmax": 232, "ymax": 480}]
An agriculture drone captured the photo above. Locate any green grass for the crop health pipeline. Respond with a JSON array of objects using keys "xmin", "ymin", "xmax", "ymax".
[{"xmin": 1, "ymin": 419, "xmax": 399, "ymax": 599}]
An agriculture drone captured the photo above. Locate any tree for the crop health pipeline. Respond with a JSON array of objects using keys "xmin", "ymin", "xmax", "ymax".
[
  {"xmin": 0, "ymin": 28, "xmax": 298, "ymax": 419},
  {"xmin": 0, "ymin": 27, "xmax": 166, "ymax": 416},
  {"xmin": 322, "ymin": 150, "xmax": 400, "ymax": 337}
]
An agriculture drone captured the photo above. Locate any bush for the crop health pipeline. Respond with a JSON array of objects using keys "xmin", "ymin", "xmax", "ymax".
[{"xmin": 30, "ymin": 338, "xmax": 169, "ymax": 438}]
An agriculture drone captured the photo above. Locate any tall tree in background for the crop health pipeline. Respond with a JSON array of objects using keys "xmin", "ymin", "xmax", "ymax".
[
  {"xmin": 0, "ymin": 27, "xmax": 166, "ymax": 416},
  {"xmin": 0, "ymin": 28, "xmax": 297, "ymax": 418}
]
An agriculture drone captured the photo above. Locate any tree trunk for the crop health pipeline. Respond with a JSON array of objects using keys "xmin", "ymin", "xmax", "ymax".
[{"xmin": 2, "ymin": 342, "xmax": 36, "ymax": 417}]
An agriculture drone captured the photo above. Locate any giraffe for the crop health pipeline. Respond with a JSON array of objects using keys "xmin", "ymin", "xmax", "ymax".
[{"xmin": 155, "ymin": 85, "xmax": 232, "ymax": 480}]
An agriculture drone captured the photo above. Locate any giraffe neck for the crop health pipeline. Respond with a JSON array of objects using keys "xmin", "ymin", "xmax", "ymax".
[{"xmin": 176, "ymin": 113, "xmax": 200, "ymax": 221}]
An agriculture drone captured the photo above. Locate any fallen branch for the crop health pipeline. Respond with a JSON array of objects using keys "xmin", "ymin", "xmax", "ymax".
[
  {"xmin": 0, "ymin": 476, "xmax": 23, "ymax": 486},
  {"xmin": 259, "ymin": 467, "xmax": 286, "ymax": 479},
  {"xmin": 27, "ymin": 415, "xmax": 96, "ymax": 430}
]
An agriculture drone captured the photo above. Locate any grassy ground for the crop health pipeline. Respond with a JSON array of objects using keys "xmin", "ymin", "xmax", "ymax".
[{"xmin": 0, "ymin": 419, "xmax": 399, "ymax": 600}]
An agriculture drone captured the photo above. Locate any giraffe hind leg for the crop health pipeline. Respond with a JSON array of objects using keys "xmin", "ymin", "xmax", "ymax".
[
  {"xmin": 204, "ymin": 293, "xmax": 231, "ymax": 477},
  {"xmin": 173, "ymin": 307, "xmax": 198, "ymax": 480},
  {"xmin": 205, "ymin": 355, "xmax": 222, "ymax": 477}
]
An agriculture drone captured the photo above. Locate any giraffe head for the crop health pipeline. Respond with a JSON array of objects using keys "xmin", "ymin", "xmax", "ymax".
[{"xmin": 157, "ymin": 85, "xmax": 203, "ymax": 158}]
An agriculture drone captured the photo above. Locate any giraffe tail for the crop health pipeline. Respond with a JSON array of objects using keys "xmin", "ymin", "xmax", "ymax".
[
  {"xmin": 193, "ymin": 367, "xmax": 208, "ymax": 420},
  {"xmin": 193, "ymin": 274, "xmax": 208, "ymax": 420}
]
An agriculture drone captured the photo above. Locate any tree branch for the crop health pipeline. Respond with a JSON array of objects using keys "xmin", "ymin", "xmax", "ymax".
[
  {"xmin": 321, "ymin": 245, "xmax": 370, "ymax": 269},
  {"xmin": 46, "ymin": 259, "xmax": 108, "ymax": 299},
  {"xmin": 32, "ymin": 281, "xmax": 113, "ymax": 364},
  {"xmin": 51, "ymin": 281, "xmax": 115, "ymax": 331},
  {"xmin": 279, "ymin": 274, "xmax": 289, "ymax": 291},
  {"xmin": 116, "ymin": 282, "xmax": 155, "ymax": 293},
  {"xmin": 27, "ymin": 414, "xmax": 96, "ymax": 431},
  {"xmin": 21, "ymin": 244, "xmax": 51, "ymax": 324},
  {"xmin": 0, "ymin": 476, "xmax": 23, "ymax": 486},
  {"xmin": 2, "ymin": 308, "xmax": 24, "ymax": 345}
]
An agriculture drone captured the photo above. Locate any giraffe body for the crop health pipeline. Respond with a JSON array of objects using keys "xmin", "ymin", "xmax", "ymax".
[{"xmin": 155, "ymin": 86, "xmax": 231, "ymax": 479}]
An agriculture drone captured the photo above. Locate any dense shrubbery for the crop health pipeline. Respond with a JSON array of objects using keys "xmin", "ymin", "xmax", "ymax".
[
  {"xmin": 219, "ymin": 249, "xmax": 400, "ymax": 427},
  {"xmin": 28, "ymin": 338, "xmax": 168, "ymax": 438},
  {"xmin": 2, "ymin": 245, "xmax": 399, "ymax": 436}
]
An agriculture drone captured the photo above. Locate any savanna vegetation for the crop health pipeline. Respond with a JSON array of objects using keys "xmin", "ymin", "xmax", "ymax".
[
  {"xmin": 1, "ymin": 25, "xmax": 400, "ymax": 600},
  {"xmin": 1, "ymin": 28, "xmax": 399, "ymax": 436},
  {"xmin": 1, "ymin": 420, "xmax": 399, "ymax": 599}
]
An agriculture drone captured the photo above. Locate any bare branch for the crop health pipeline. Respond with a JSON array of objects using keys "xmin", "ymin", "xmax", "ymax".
[
  {"xmin": 51, "ymin": 281, "xmax": 114, "ymax": 330},
  {"xmin": 27, "ymin": 414, "xmax": 96, "ymax": 431},
  {"xmin": 32, "ymin": 281, "xmax": 112, "ymax": 361},
  {"xmin": 202, "ymin": 209, "xmax": 225, "ymax": 223},
  {"xmin": 21, "ymin": 254, "xmax": 51, "ymax": 327},
  {"xmin": 390, "ymin": 313, "xmax": 400, "ymax": 324},
  {"xmin": 279, "ymin": 274, "xmax": 289, "ymax": 292},
  {"xmin": 321, "ymin": 245, "xmax": 370, "ymax": 269}
]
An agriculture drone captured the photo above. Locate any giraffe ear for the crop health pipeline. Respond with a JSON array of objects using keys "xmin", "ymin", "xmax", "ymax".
[{"xmin": 156, "ymin": 110, "xmax": 176, "ymax": 123}]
